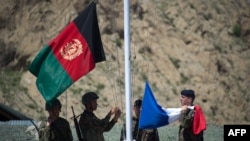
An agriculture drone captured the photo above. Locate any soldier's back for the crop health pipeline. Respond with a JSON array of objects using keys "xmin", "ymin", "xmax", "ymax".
[{"xmin": 39, "ymin": 117, "xmax": 73, "ymax": 141}]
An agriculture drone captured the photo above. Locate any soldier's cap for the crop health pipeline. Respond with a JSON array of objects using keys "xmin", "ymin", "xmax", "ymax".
[
  {"xmin": 45, "ymin": 99, "xmax": 62, "ymax": 111},
  {"xmin": 134, "ymin": 99, "xmax": 142, "ymax": 107},
  {"xmin": 82, "ymin": 91, "xmax": 99, "ymax": 104},
  {"xmin": 181, "ymin": 89, "xmax": 195, "ymax": 99}
]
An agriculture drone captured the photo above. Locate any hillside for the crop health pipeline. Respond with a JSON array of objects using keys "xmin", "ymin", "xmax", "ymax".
[{"xmin": 0, "ymin": 0, "xmax": 250, "ymax": 126}]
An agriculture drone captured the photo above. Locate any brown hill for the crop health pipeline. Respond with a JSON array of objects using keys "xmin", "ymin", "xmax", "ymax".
[{"xmin": 0, "ymin": 0, "xmax": 250, "ymax": 126}]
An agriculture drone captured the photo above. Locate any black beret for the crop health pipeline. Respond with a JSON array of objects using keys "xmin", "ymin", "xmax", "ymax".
[
  {"xmin": 134, "ymin": 99, "xmax": 142, "ymax": 107},
  {"xmin": 181, "ymin": 90, "xmax": 195, "ymax": 99}
]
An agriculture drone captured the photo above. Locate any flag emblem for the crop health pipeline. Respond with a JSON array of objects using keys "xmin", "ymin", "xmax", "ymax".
[{"xmin": 60, "ymin": 39, "xmax": 83, "ymax": 60}]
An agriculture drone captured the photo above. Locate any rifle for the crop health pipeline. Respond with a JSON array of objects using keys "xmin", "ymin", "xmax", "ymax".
[{"xmin": 71, "ymin": 106, "xmax": 84, "ymax": 141}]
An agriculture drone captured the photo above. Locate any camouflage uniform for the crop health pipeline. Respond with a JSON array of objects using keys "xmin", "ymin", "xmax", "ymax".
[
  {"xmin": 120, "ymin": 117, "xmax": 160, "ymax": 141},
  {"xmin": 179, "ymin": 108, "xmax": 204, "ymax": 141},
  {"xmin": 79, "ymin": 110, "xmax": 117, "ymax": 141},
  {"xmin": 38, "ymin": 117, "xmax": 73, "ymax": 141}
]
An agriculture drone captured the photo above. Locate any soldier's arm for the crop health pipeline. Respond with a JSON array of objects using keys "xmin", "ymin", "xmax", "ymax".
[
  {"xmin": 38, "ymin": 121, "xmax": 56, "ymax": 140},
  {"xmin": 103, "ymin": 119, "xmax": 117, "ymax": 131},
  {"xmin": 87, "ymin": 113, "xmax": 113, "ymax": 132},
  {"xmin": 180, "ymin": 109, "xmax": 193, "ymax": 128},
  {"xmin": 104, "ymin": 108, "xmax": 121, "ymax": 131}
]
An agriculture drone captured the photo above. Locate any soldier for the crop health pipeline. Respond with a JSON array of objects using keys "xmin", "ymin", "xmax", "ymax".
[
  {"xmin": 79, "ymin": 91, "xmax": 121, "ymax": 141},
  {"xmin": 179, "ymin": 90, "xmax": 206, "ymax": 141},
  {"xmin": 38, "ymin": 98, "xmax": 73, "ymax": 141},
  {"xmin": 120, "ymin": 99, "xmax": 160, "ymax": 141}
]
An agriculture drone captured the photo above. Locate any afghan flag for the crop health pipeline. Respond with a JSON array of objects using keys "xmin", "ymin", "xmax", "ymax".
[{"xmin": 29, "ymin": 1, "xmax": 105, "ymax": 102}]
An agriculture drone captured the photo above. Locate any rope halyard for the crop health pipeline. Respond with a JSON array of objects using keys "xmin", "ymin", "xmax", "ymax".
[{"xmin": 101, "ymin": 0, "xmax": 123, "ymax": 113}]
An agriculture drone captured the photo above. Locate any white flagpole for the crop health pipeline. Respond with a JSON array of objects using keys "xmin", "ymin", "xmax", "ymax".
[{"xmin": 124, "ymin": 0, "xmax": 133, "ymax": 141}]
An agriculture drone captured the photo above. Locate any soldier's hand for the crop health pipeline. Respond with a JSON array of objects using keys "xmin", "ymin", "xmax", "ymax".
[
  {"xmin": 181, "ymin": 105, "xmax": 188, "ymax": 111},
  {"xmin": 116, "ymin": 108, "xmax": 121, "ymax": 117},
  {"xmin": 114, "ymin": 108, "xmax": 121, "ymax": 121},
  {"xmin": 110, "ymin": 107, "xmax": 118, "ymax": 115}
]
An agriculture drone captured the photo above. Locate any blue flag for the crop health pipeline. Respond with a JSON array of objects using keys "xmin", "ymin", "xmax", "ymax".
[{"xmin": 139, "ymin": 81, "xmax": 182, "ymax": 129}]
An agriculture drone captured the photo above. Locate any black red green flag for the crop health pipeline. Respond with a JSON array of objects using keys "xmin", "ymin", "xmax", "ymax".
[{"xmin": 29, "ymin": 1, "xmax": 105, "ymax": 102}]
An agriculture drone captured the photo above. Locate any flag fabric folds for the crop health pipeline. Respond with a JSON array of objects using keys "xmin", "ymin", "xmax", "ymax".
[
  {"xmin": 139, "ymin": 81, "xmax": 206, "ymax": 134},
  {"xmin": 193, "ymin": 105, "xmax": 206, "ymax": 134},
  {"xmin": 29, "ymin": 1, "xmax": 105, "ymax": 102},
  {"xmin": 139, "ymin": 82, "xmax": 183, "ymax": 129}
]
